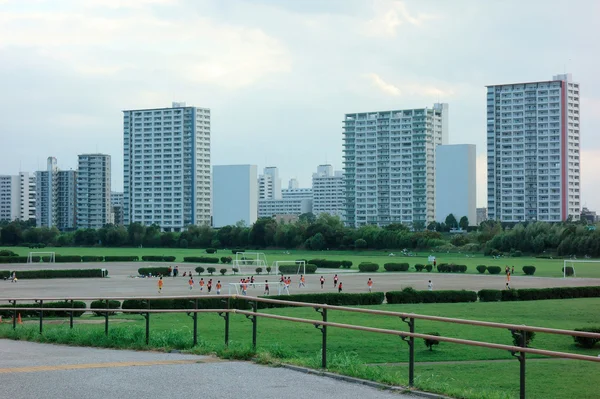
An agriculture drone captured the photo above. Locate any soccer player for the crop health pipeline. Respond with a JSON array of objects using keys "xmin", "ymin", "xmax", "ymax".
[
  {"xmin": 242, "ymin": 280, "xmax": 248, "ymax": 296},
  {"xmin": 264, "ymin": 280, "xmax": 270, "ymax": 295},
  {"xmin": 207, "ymin": 279, "xmax": 212, "ymax": 293},
  {"xmin": 299, "ymin": 275, "xmax": 305, "ymax": 288},
  {"xmin": 188, "ymin": 276, "xmax": 194, "ymax": 290},
  {"xmin": 428, "ymin": 280, "xmax": 433, "ymax": 291},
  {"xmin": 338, "ymin": 281, "xmax": 343, "ymax": 293},
  {"xmin": 199, "ymin": 278, "xmax": 204, "ymax": 291},
  {"xmin": 158, "ymin": 276, "xmax": 163, "ymax": 293},
  {"xmin": 511, "ymin": 266, "xmax": 515, "ymax": 275},
  {"xmin": 216, "ymin": 281, "xmax": 222, "ymax": 295},
  {"xmin": 320, "ymin": 276, "xmax": 325, "ymax": 289},
  {"xmin": 507, "ymin": 271, "xmax": 511, "ymax": 283},
  {"xmin": 367, "ymin": 278, "xmax": 373, "ymax": 293},
  {"xmin": 251, "ymin": 275, "xmax": 255, "ymax": 288},
  {"xmin": 333, "ymin": 274, "xmax": 338, "ymax": 288}
]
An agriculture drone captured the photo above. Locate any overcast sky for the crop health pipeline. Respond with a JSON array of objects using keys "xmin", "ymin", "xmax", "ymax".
[{"xmin": 1, "ymin": 0, "xmax": 599, "ymax": 210}]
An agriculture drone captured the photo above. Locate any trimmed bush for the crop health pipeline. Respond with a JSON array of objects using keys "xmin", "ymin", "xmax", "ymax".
[
  {"xmin": 104, "ymin": 256, "xmax": 138, "ymax": 262},
  {"xmin": 54, "ymin": 255, "xmax": 82, "ymax": 263},
  {"xmin": 11, "ymin": 269, "xmax": 107, "ymax": 279},
  {"xmin": 384, "ymin": 263, "xmax": 409, "ymax": 272},
  {"xmin": 424, "ymin": 332, "xmax": 440, "ymax": 351},
  {"xmin": 562, "ymin": 266, "xmax": 575, "ymax": 276},
  {"xmin": 278, "ymin": 264, "xmax": 318, "ymax": 274},
  {"xmin": 478, "ymin": 289, "xmax": 502, "ymax": 302},
  {"xmin": 232, "ymin": 249, "xmax": 244, "ymax": 254},
  {"xmin": 510, "ymin": 330, "xmax": 536, "ymax": 347},
  {"xmin": 506, "ymin": 286, "xmax": 600, "ymax": 301},
  {"xmin": 266, "ymin": 266, "xmax": 272, "ymax": 274},
  {"xmin": 501, "ymin": 289, "xmax": 519, "ymax": 301},
  {"xmin": 0, "ymin": 256, "xmax": 31, "ymax": 264},
  {"xmin": 309, "ymin": 259, "xmax": 342, "ymax": 269},
  {"xmin": 90, "ymin": 300, "xmax": 121, "ymax": 316},
  {"xmin": 414, "ymin": 264, "xmax": 425, "ymax": 272},
  {"xmin": 207, "ymin": 267, "xmax": 216, "ymax": 275},
  {"xmin": 195, "ymin": 266, "xmax": 205, "ymax": 275},
  {"xmin": 183, "ymin": 256, "xmax": 220, "ymax": 264},
  {"xmin": 0, "ymin": 301, "xmax": 86, "ymax": 318},
  {"xmin": 220, "ymin": 268, "xmax": 227, "ymax": 275},
  {"xmin": 386, "ymin": 288, "xmax": 477, "ymax": 304},
  {"xmin": 138, "ymin": 267, "xmax": 169, "ymax": 276},
  {"xmin": 0, "ymin": 250, "xmax": 18, "ymax": 256},
  {"xmin": 260, "ymin": 292, "xmax": 385, "ymax": 307},
  {"xmin": 341, "ymin": 261, "xmax": 353, "ymax": 269},
  {"xmin": 487, "ymin": 266, "xmax": 502, "ymax": 275},
  {"xmin": 424, "ymin": 265, "xmax": 433, "ymax": 272},
  {"xmin": 255, "ymin": 267, "xmax": 262, "ymax": 274},
  {"xmin": 82, "ymin": 256, "xmax": 104, "ymax": 262},
  {"xmin": 476, "ymin": 265, "xmax": 487, "ymax": 274},
  {"xmin": 141, "ymin": 256, "xmax": 175, "ymax": 262},
  {"xmin": 573, "ymin": 327, "xmax": 600, "ymax": 349},
  {"xmin": 220, "ymin": 256, "xmax": 233, "ymax": 264},
  {"xmin": 206, "ymin": 248, "xmax": 217, "ymax": 254},
  {"xmin": 232, "ymin": 268, "xmax": 239, "ymax": 274},
  {"xmin": 522, "ymin": 266, "xmax": 536, "ymax": 275},
  {"xmin": 437, "ymin": 264, "xmax": 467, "ymax": 273},
  {"xmin": 358, "ymin": 262, "xmax": 379, "ymax": 272},
  {"xmin": 1, "ymin": 270, "xmax": 11, "ymax": 279}
]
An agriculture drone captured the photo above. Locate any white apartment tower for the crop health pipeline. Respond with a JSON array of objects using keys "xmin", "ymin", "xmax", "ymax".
[
  {"xmin": 312, "ymin": 165, "xmax": 344, "ymax": 218},
  {"xmin": 0, "ymin": 175, "xmax": 19, "ymax": 221},
  {"xmin": 123, "ymin": 102, "xmax": 211, "ymax": 231},
  {"xmin": 486, "ymin": 74, "xmax": 580, "ymax": 222},
  {"xmin": 35, "ymin": 157, "xmax": 76, "ymax": 230},
  {"xmin": 258, "ymin": 167, "xmax": 282, "ymax": 200},
  {"xmin": 77, "ymin": 154, "xmax": 111, "ymax": 229},
  {"xmin": 343, "ymin": 103, "xmax": 448, "ymax": 227}
]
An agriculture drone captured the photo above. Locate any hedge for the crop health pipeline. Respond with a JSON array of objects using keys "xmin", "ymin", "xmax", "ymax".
[
  {"xmin": 220, "ymin": 256, "xmax": 233, "ymax": 264},
  {"xmin": 90, "ymin": 300, "xmax": 122, "ymax": 316},
  {"xmin": 138, "ymin": 267, "xmax": 170, "ymax": 276},
  {"xmin": 476, "ymin": 265, "xmax": 487, "ymax": 274},
  {"xmin": 309, "ymin": 259, "xmax": 342, "ymax": 269},
  {"xmin": 205, "ymin": 248, "xmax": 217, "ymax": 254},
  {"xmin": 415, "ymin": 264, "xmax": 425, "ymax": 272},
  {"xmin": 278, "ymin": 264, "xmax": 317, "ymax": 274},
  {"xmin": 563, "ymin": 266, "xmax": 575, "ymax": 277},
  {"xmin": 477, "ymin": 286, "xmax": 600, "ymax": 302},
  {"xmin": 0, "ymin": 301, "xmax": 86, "ymax": 318},
  {"xmin": 232, "ymin": 249, "xmax": 244, "ymax": 254},
  {"xmin": 487, "ymin": 266, "xmax": 502, "ymax": 274},
  {"xmin": 141, "ymin": 256, "xmax": 176, "ymax": 262},
  {"xmin": 104, "ymin": 256, "xmax": 139, "ymax": 262},
  {"xmin": 522, "ymin": 266, "xmax": 536, "ymax": 275},
  {"xmin": 437, "ymin": 264, "xmax": 467, "ymax": 273},
  {"xmin": 82, "ymin": 256, "xmax": 104, "ymax": 262},
  {"xmin": 0, "ymin": 256, "xmax": 36, "ymax": 264},
  {"xmin": 0, "ymin": 270, "xmax": 11, "ymax": 279},
  {"xmin": 386, "ymin": 288, "xmax": 477, "ymax": 304},
  {"xmin": 11, "ymin": 269, "xmax": 107, "ymax": 279},
  {"xmin": 0, "ymin": 250, "xmax": 17, "ymax": 256},
  {"xmin": 341, "ymin": 261, "xmax": 353, "ymax": 269},
  {"xmin": 183, "ymin": 256, "xmax": 220, "ymax": 264},
  {"xmin": 573, "ymin": 327, "xmax": 600, "ymax": 349},
  {"xmin": 260, "ymin": 292, "xmax": 385, "ymax": 307},
  {"xmin": 424, "ymin": 264, "xmax": 433, "ymax": 272},
  {"xmin": 358, "ymin": 262, "xmax": 379, "ymax": 272},
  {"xmin": 384, "ymin": 263, "xmax": 409, "ymax": 272}
]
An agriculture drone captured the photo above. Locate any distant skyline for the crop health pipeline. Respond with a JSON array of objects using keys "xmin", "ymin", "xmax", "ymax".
[{"xmin": 1, "ymin": 0, "xmax": 599, "ymax": 210}]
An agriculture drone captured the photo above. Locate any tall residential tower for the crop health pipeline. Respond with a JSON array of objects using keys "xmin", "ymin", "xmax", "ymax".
[
  {"xmin": 486, "ymin": 74, "xmax": 580, "ymax": 222},
  {"xmin": 123, "ymin": 102, "xmax": 211, "ymax": 231},
  {"xmin": 77, "ymin": 154, "xmax": 111, "ymax": 229}
]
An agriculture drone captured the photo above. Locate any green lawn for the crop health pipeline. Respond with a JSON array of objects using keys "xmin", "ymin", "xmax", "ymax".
[
  {"xmin": 1, "ymin": 298, "xmax": 599, "ymax": 398},
  {"xmin": 7, "ymin": 246, "xmax": 599, "ymax": 278}
]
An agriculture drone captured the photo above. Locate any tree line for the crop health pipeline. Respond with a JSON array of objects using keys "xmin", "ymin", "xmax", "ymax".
[{"xmin": 0, "ymin": 213, "xmax": 598, "ymax": 257}]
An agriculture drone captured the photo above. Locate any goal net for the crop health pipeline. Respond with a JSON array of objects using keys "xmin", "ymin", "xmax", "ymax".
[
  {"xmin": 27, "ymin": 252, "xmax": 55, "ymax": 263},
  {"xmin": 233, "ymin": 252, "xmax": 268, "ymax": 274},
  {"xmin": 228, "ymin": 281, "xmax": 283, "ymax": 296},
  {"xmin": 562, "ymin": 259, "xmax": 600, "ymax": 278},
  {"xmin": 273, "ymin": 260, "xmax": 305, "ymax": 276}
]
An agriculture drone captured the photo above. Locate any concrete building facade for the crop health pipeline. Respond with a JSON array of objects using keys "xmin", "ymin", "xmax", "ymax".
[
  {"xmin": 434, "ymin": 145, "xmax": 476, "ymax": 226},
  {"xmin": 343, "ymin": 103, "xmax": 448, "ymax": 227},
  {"xmin": 258, "ymin": 198, "xmax": 313, "ymax": 218},
  {"xmin": 35, "ymin": 157, "xmax": 77, "ymax": 230},
  {"xmin": 77, "ymin": 154, "xmax": 111, "ymax": 229},
  {"xmin": 212, "ymin": 164, "xmax": 258, "ymax": 228},
  {"xmin": 123, "ymin": 102, "xmax": 211, "ymax": 231},
  {"xmin": 312, "ymin": 165, "xmax": 344, "ymax": 218},
  {"xmin": 486, "ymin": 74, "xmax": 581, "ymax": 222},
  {"xmin": 258, "ymin": 167, "xmax": 282, "ymax": 200},
  {"xmin": 476, "ymin": 207, "xmax": 488, "ymax": 225},
  {"xmin": 0, "ymin": 175, "xmax": 19, "ymax": 222}
]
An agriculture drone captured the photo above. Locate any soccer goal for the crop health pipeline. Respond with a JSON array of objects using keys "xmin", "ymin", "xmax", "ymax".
[
  {"xmin": 562, "ymin": 260, "xmax": 600, "ymax": 278},
  {"xmin": 273, "ymin": 260, "xmax": 306, "ymax": 276},
  {"xmin": 233, "ymin": 252, "xmax": 268, "ymax": 274},
  {"xmin": 27, "ymin": 252, "xmax": 55, "ymax": 263},
  {"xmin": 228, "ymin": 281, "xmax": 283, "ymax": 296}
]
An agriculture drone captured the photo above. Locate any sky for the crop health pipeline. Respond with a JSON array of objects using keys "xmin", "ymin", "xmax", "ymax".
[{"xmin": 1, "ymin": 0, "xmax": 599, "ymax": 210}]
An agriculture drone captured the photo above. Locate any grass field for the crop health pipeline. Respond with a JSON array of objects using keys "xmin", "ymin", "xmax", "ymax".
[
  {"xmin": 1, "ymin": 298, "xmax": 599, "ymax": 398},
  {"xmin": 6, "ymin": 245, "xmax": 600, "ymax": 278}
]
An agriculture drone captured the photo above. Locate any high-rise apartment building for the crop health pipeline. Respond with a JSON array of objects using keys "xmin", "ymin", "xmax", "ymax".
[
  {"xmin": 35, "ymin": 157, "xmax": 76, "ymax": 230},
  {"xmin": 77, "ymin": 154, "xmax": 111, "ymax": 229},
  {"xmin": 0, "ymin": 175, "xmax": 19, "ymax": 221},
  {"xmin": 123, "ymin": 102, "xmax": 211, "ymax": 231},
  {"xmin": 486, "ymin": 74, "xmax": 580, "ymax": 222},
  {"xmin": 111, "ymin": 192, "xmax": 124, "ymax": 226},
  {"xmin": 312, "ymin": 165, "xmax": 344, "ymax": 218},
  {"xmin": 343, "ymin": 103, "xmax": 448, "ymax": 227},
  {"xmin": 282, "ymin": 187, "xmax": 313, "ymax": 201},
  {"xmin": 258, "ymin": 167, "xmax": 281, "ymax": 200},
  {"xmin": 212, "ymin": 165, "xmax": 258, "ymax": 227},
  {"xmin": 435, "ymin": 145, "xmax": 476, "ymax": 225}
]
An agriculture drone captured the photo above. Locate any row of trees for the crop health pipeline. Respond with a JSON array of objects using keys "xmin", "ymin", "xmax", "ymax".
[{"xmin": 1, "ymin": 214, "xmax": 598, "ymax": 256}]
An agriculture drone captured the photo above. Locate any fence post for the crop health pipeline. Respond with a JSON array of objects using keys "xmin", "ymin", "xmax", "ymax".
[
  {"xmin": 219, "ymin": 298, "xmax": 230, "ymax": 347},
  {"xmin": 519, "ymin": 330, "xmax": 526, "ymax": 399},
  {"xmin": 145, "ymin": 299, "xmax": 150, "ymax": 345},
  {"xmin": 69, "ymin": 299, "xmax": 74, "ymax": 329},
  {"xmin": 314, "ymin": 307, "xmax": 327, "ymax": 369},
  {"xmin": 36, "ymin": 299, "xmax": 44, "ymax": 334},
  {"xmin": 104, "ymin": 299, "xmax": 109, "ymax": 336},
  {"xmin": 402, "ymin": 317, "xmax": 415, "ymax": 387},
  {"xmin": 10, "ymin": 300, "xmax": 16, "ymax": 329},
  {"xmin": 251, "ymin": 301, "xmax": 257, "ymax": 349},
  {"xmin": 193, "ymin": 299, "xmax": 198, "ymax": 347}
]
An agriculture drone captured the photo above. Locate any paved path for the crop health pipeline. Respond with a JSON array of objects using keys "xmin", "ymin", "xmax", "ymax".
[
  {"xmin": 0, "ymin": 340, "xmax": 415, "ymax": 399},
  {"xmin": 2, "ymin": 261, "xmax": 600, "ymax": 300}
]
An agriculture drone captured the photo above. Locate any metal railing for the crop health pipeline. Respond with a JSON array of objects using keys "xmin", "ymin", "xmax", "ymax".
[{"xmin": 2, "ymin": 294, "xmax": 600, "ymax": 399}]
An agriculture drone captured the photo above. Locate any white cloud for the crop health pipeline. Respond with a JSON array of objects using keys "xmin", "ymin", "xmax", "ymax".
[
  {"xmin": 366, "ymin": 73, "xmax": 455, "ymax": 98},
  {"xmin": 366, "ymin": 73, "xmax": 400, "ymax": 96},
  {"xmin": 363, "ymin": 0, "xmax": 438, "ymax": 37},
  {"xmin": 580, "ymin": 149, "xmax": 600, "ymax": 209}
]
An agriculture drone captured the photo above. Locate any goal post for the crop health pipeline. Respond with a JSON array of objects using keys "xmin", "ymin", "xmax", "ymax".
[
  {"xmin": 233, "ymin": 252, "xmax": 268, "ymax": 274},
  {"xmin": 273, "ymin": 260, "xmax": 306, "ymax": 276},
  {"xmin": 27, "ymin": 252, "xmax": 55, "ymax": 263},
  {"xmin": 562, "ymin": 260, "xmax": 600, "ymax": 278}
]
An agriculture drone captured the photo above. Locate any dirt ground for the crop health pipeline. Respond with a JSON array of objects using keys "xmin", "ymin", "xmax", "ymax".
[{"xmin": 2, "ymin": 261, "xmax": 600, "ymax": 301}]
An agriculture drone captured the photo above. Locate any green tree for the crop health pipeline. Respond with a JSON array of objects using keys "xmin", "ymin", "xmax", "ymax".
[
  {"xmin": 445, "ymin": 214, "xmax": 458, "ymax": 229},
  {"xmin": 355, "ymin": 238, "xmax": 367, "ymax": 249},
  {"xmin": 309, "ymin": 233, "xmax": 326, "ymax": 250},
  {"xmin": 412, "ymin": 220, "xmax": 425, "ymax": 232},
  {"xmin": 298, "ymin": 212, "xmax": 316, "ymax": 224},
  {"xmin": 459, "ymin": 216, "xmax": 469, "ymax": 230}
]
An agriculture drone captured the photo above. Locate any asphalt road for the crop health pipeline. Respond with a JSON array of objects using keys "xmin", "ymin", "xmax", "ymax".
[
  {"xmin": 0, "ymin": 340, "xmax": 415, "ymax": 399},
  {"xmin": 2, "ymin": 261, "xmax": 600, "ymax": 301}
]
